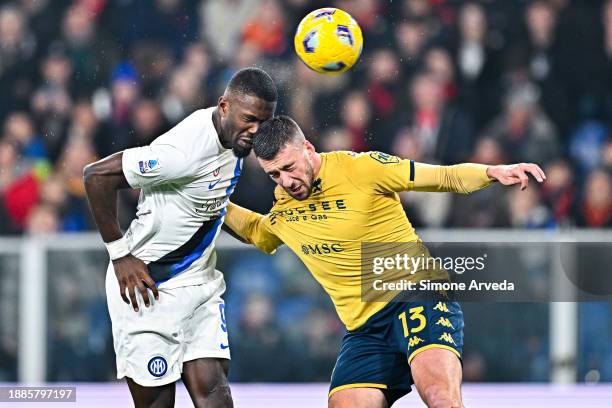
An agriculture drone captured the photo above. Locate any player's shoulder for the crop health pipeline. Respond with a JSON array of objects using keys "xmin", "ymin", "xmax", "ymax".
[
  {"xmin": 325, "ymin": 150, "xmax": 402, "ymax": 168},
  {"xmin": 321, "ymin": 151, "xmax": 362, "ymax": 170},
  {"xmin": 152, "ymin": 107, "xmax": 217, "ymax": 151},
  {"xmin": 272, "ymin": 185, "xmax": 290, "ymax": 206}
]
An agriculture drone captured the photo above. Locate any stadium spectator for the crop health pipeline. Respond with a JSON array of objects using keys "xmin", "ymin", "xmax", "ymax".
[
  {"xmin": 25, "ymin": 203, "xmax": 60, "ymax": 235},
  {"xmin": 242, "ymin": 0, "xmax": 288, "ymax": 56},
  {"xmin": 160, "ymin": 65, "xmax": 205, "ymax": 123},
  {"xmin": 453, "ymin": 1, "xmax": 502, "ymax": 129},
  {"xmin": 575, "ymin": 169, "xmax": 612, "ymax": 228},
  {"xmin": 397, "ymin": 71, "xmax": 474, "ymax": 164},
  {"xmin": 93, "ymin": 62, "xmax": 140, "ymax": 158},
  {"xmin": 569, "ymin": 115, "xmax": 610, "ymax": 179},
  {"xmin": 394, "ymin": 18, "xmax": 430, "ymax": 79},
  {"xmin": 602, "ymin": 139, "xmax": 612, "ymax": 172},
  {"xmin": 602, "ymin": 0, "xmax": 612, "ymax": 123},
  {"xmin": 31, "ymin": 46, "xmax": 74, "ymax": 162},
  {"xmin": 541, "ymin": 159, "xmax": 575, "ymax": 226},
  {"xmin": 339, "ymin": 90, "xmax": 371, "ymax": 152},
  {"xmin": 423, "ymin": 46, "xmax": 457, "ymax": 102},
  {"xmin": 484, "ymin": 82, "xmax": 559, "ymax": 165},
  {"xmin": 130, "ymin": 98, "xmax": 169, "ymax": 147},
  {"xmin": 507, "ymin": 183, "xmax": 555, "ymax": 229},
  {"xmin": 448, "ymin": 137, "xmax": 510, "ymax": 228},
  {"xmin": 365, "ymin": 48, "xmax": 402, "ymax": 145},
  {"xmin": 61, "ymin": 2, "xmax": 112, "ymax": 96},
  {"xmin": 3, "ymin": 112, "xmax": 47, "ymax": 161},
  {"xmin": 200, "ymin": 0, "xmax": 259, "ymax": 62},
  {"xmin": 0, "ymin": 4, "xmax": 37, "ymax": 120},
  {"xmin": 54, "ymin": 137, "xmax": 96, "ymax": 231}
]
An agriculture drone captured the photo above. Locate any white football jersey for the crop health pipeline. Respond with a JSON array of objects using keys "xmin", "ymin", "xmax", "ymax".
[{"xmin": 121, "ymin": 107, "xmax": 241, "ymax": 289}]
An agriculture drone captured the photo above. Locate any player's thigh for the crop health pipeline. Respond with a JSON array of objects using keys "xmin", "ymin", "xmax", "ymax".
[
  {"xmin": 410, "ymin": 347, "xmax": 462, "ymax": 405},
  {"xmin": 126, "ymin": 377, "xmax": 176, "ymax": 408},
  {"xmin": 329, "ymin": 327, "xmax": 412, "ymax": 406},
  {"xmin": 328, "ymin": 387, "xmax": 387, "ymax": 408},
  {"xmin": 182, "ymin": 289, "xmax": 230, "ymax": 362},
  {"xmin": 182, "ymin": 358, "xmax": 231, "ymax": 404},
  {"xmin": 106, "ymin": 265, "xmax": 200, "ymax": 386}
]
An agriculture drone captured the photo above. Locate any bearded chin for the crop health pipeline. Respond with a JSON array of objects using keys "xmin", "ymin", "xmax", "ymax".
[
  {"xmin": 293, "ymin": 162, "xmax": 315, "ymax": 200},
  {"xmin": 232, "ymin": 144, "xmax": 252, "ymax": 158}
]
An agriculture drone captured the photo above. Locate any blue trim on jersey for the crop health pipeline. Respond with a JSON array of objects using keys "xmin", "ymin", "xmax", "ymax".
[
  {"xmin": 152, "ymin": 158, "xmax": 241, "ymax": 286},
  {"xmin": 226, "ymin": 158, "xmax": 242, "ymax": 195},
  {"xmin": 154, "ymin": 208, "xmax": 226, "ymax": 286}
]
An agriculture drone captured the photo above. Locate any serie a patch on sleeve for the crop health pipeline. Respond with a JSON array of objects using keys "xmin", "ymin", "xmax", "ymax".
[
  {"xmin": 369, "ymin": 152, "xmax": 400, "ymax": 164},
  {"xmin": 139, "ymin": 159, "xmax": 160, "ymax": 174}
]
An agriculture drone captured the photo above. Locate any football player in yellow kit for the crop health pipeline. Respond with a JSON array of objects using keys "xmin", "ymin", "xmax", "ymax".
[{"xmin": 224, "ymin": 116, "xmax": 545, "ymax": 408}]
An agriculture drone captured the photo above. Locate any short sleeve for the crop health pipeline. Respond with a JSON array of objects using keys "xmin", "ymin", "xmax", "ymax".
[
  {"xmin": 122, "ymin": 144, "xmax": 191, "ymax": 188},
  {"xmin": 346, "ymin": 151, "xmax": 413, "ymax": 194},
  {"xmin": 121, "ymin": 110, "xmax": 207, "ymax": 188}
]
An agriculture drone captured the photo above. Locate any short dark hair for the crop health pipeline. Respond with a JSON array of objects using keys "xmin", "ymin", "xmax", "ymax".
[
  {"xmin": 253, "ymin": 115, "xmax": 303, "ymax": 160},
  {"xmin": 226, "ymin": 67, "xmax": 278, "ymax": 102}
]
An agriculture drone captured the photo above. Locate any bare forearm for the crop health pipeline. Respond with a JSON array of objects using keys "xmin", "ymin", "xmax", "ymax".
[{"xmin": 83, "ymin": 152, "xmax": 130, "ymax": 243}]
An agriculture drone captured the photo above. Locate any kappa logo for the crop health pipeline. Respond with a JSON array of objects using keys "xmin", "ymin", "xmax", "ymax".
[
  {"xmin": 138, "ymin": 159, "xmax": 159, "ymax": 174},
  {"xmin": 438, "ymin": 333, "xmax": 456, "ymax": 345},
  {"xmin": 369, "ymin": 152, "xmax": 400, "ymax": 164},
  {"xmin": 408, "ymin": 336, "xmax": 425, "ymax": 348},
  {"xmin": 312, "ymin": 178, "xmax": 322, "ymax": 193},
  {"xmin": 433, "ymin": 302, "xmax": 449, "ymax": 313},
  {"xmin": 148, "ymin": 356, "xmax": 168, "ymax": 377},
  {"xmin": 436, "ymin": 317, "xmax": 455, "ymax": 329}
]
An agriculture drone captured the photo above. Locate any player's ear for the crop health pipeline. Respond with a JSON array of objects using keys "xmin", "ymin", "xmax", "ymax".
[
  {"xmin": 304, "ymin": 140, "xmax": 316, "ymax": 155},
  {"xmin": 218, "ymin": 96, "xmax": 229, "ymax": 118}
]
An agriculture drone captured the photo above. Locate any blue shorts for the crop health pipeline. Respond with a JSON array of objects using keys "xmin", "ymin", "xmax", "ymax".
[{"xmin": 329, "ymin": 295, "xmax": 464, "ymax": 405}]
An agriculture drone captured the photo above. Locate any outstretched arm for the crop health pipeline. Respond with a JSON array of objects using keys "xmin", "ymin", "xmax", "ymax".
[
  {"xmin": 411, "ymin": 162, "xmax": 545, "ymax": 193},
  {"xmin": 345, "ymin": 152, "xmax": 545, "ymax": 195},
  {"xmin": 224, "ymin": 203, "xmax": 283, "ymax": 254}
]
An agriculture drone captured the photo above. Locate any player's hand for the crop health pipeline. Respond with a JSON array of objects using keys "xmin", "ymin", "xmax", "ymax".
[
  {"xmin": 486, "ymin": 163, "xmax": 546, "ymax": 190},
  {"xmin": 112, "ymin": 254, "xmax": 159, "ymax": 312}
]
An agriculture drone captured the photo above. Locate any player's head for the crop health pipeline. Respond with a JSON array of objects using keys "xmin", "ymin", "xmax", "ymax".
[
  {"xmin": 253, "ymin": 115, "xmax": 318, "ymax": 201},
  {"xmin": 218, "ymin": 67, "xmax": 277, "ymax": 157}
]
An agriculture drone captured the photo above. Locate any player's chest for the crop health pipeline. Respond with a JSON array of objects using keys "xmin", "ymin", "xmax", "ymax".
[
  {"xmin": 271, "ymin": 193, "xmax": 372, "ymax": 240},
  {"xmin": 178, "ymin": 153, "xmax": 242, "ymax": 210}
]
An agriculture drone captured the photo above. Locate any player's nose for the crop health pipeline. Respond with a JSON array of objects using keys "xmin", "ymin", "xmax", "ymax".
[
  {"xmin": 279, "ymin": 173, "xmax": 292, "ymax": 188},
  {"xmin": 248, "ymin": 122, "xmax": 260, "ymax": 135}
]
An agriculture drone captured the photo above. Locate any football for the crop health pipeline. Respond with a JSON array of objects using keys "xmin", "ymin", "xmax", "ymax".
[{"xmin": 294, "ymin": 8, "xmax": 363, "ymax": 74}]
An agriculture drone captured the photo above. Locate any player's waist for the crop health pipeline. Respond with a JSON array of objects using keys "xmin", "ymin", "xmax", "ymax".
[
  {"xmin": 345, "ymin": 280, "xmax": 455, "ymax": 332},
  {"xmin": 131, "ymin": 215, "xmax": 224, "ymax": 284},
  {"xmin": 330, "ymin": 270, "xmax": 451, "ymax": 331}
]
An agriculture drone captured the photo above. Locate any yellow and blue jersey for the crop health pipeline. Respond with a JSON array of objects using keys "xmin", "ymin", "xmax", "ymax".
[{"xmin": 225, "ymin": 151, "xmax": 493, "ymax": 331}]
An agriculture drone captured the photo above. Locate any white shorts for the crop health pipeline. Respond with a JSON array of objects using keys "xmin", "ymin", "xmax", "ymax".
[{"xmin": 105, "ymin": 263, "xmax": 231, "ymax": 387}]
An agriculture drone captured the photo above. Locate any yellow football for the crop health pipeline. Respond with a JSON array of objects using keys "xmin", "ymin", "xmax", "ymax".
[{"xmin": 294, "ymin": 8, "xmax": 363, "ymax": 74}]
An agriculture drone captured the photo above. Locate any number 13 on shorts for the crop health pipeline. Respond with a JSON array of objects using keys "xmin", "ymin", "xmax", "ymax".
[{"xmin": 398, "ymin": 306, "xmax": 426, "ymax": 337}]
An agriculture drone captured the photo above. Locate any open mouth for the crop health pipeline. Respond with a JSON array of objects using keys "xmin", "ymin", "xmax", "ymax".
[
  {"xmin": 237, "ymin": 137, "xmax": 252, "ymax": 148},
  {"xmin": 290, "ymin": 185, "xmax": 304, "ymax": 194}
]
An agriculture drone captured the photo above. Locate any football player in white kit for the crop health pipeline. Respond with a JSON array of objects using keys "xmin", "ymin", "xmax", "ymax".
[{"xmin": 83, "ymin": 68, "xmax": 277, "ymax": 407}]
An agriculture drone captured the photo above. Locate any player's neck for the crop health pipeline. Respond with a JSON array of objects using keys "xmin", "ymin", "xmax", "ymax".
[
  {"xmin": 211, "ymin": 108, "xmax": 229, "ymax": 148},
  {"xmin": 312, "ymin": 152, "xmax": 322, "ymax": 178}
]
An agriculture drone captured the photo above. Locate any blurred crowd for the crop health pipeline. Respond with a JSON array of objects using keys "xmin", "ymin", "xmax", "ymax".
[
  {"xmin": 1, "ymin": 0, "xmax": 612, "ymax": 384},
  {"xmin": 0, "ymin": 0, "xmax": 611, "ymax": 235}
]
